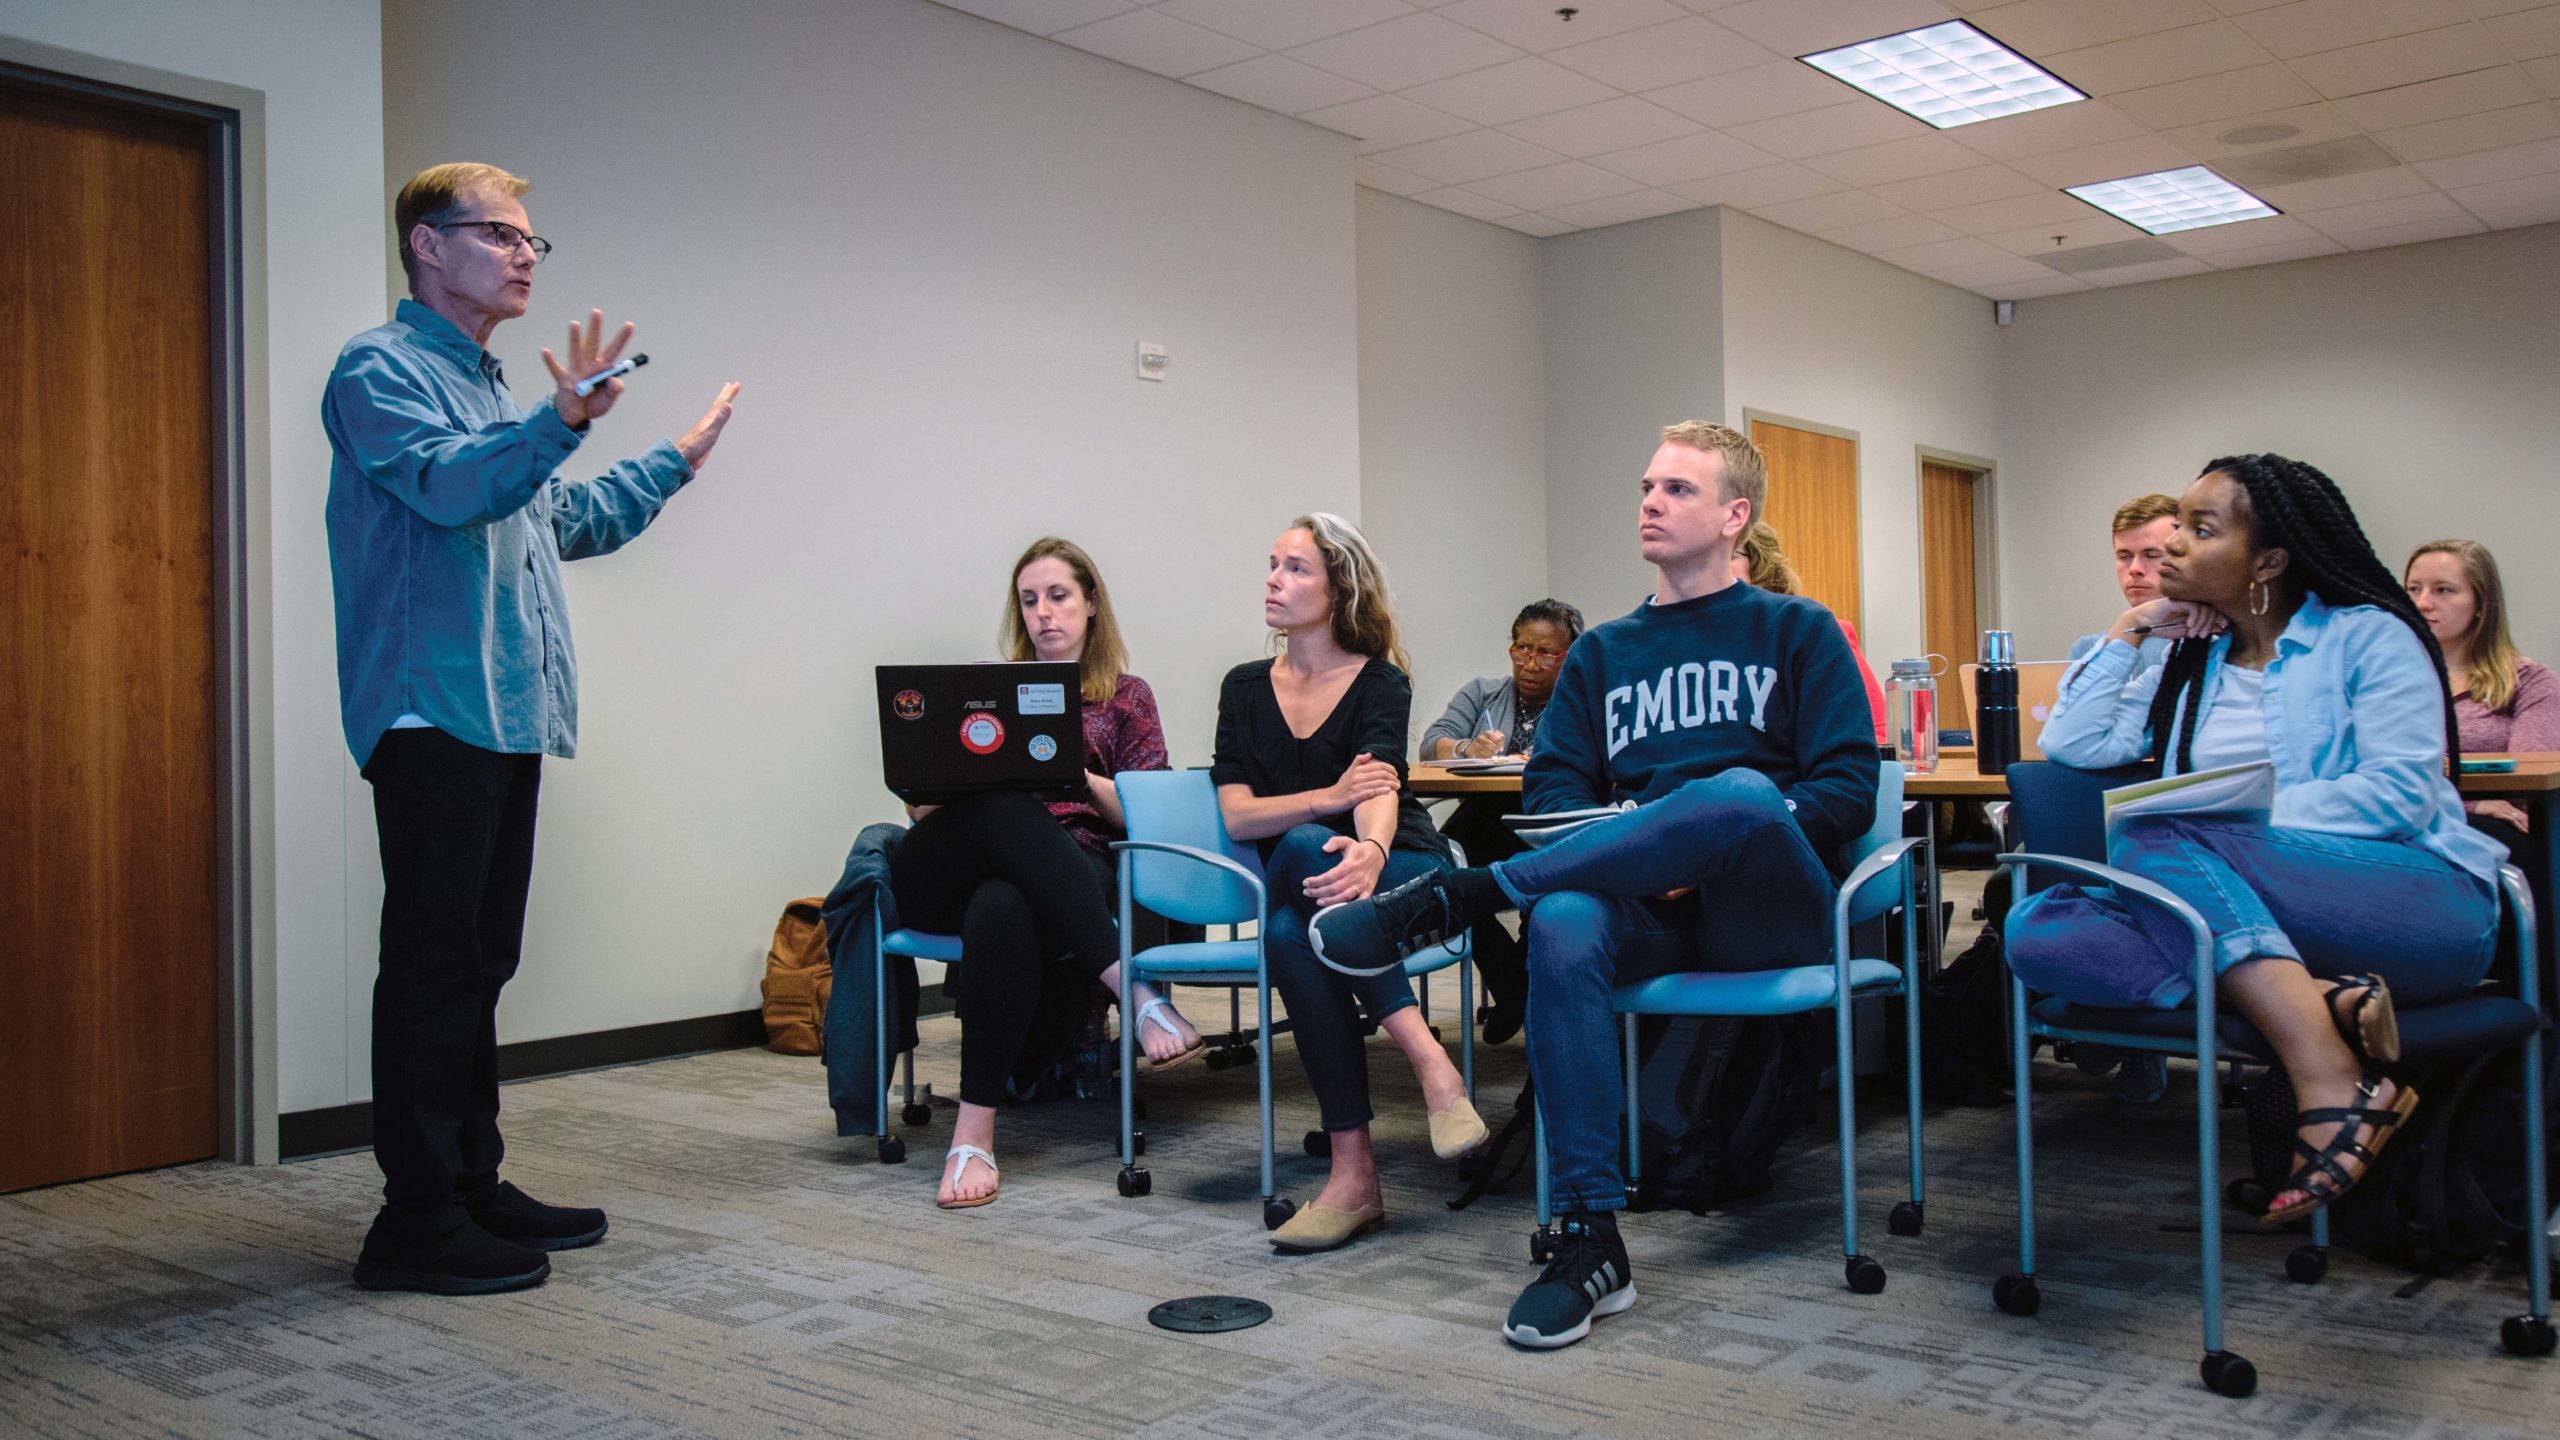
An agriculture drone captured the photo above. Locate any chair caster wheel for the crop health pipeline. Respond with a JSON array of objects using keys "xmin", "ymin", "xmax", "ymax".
[
  {"xmin": 2284, "ymin": 1243, "xmax": 2327, "ymax": 1285},
  {"xmin": 1889, "ymin": 1200, "xmax": 1924, "ymax": 1237},
  {"xmin": 1845, "ymin": 1255, "xmax": 1886, "ymax": 1295},
  {"xmin": 2224, "ymin": 1178, "xmax": 2272, "ymax": 1216},
  {"xmin": 1131, "ymin": 1131, "xmax": 1147, "ymax": 1158},
  {"xmin": 1205, "ymin": 1048, "xmax": 1231, "ymax": 1071},
  {"xmin": 2200, "ymin": 1349, "xmax": 2257, "ymax": 1398},
  {"xmin": 1303, "ymin": 1129, "xmax": 1331, "ymax": 1158},
  {"xmin": 877, "ymin": 1135, "xmax": 907, "ymax": 1164},
  {"xmin": 1992, "ymin": 1273, "xmax": 2041, "ymax": 1317},
  {"xmin": 2219, "ymin": 1082, "xmax": 2249, "ymax": 1109},
  {"xmin": 1234, "ymin": 1045, "xmax": 1258, "ymax": 1067},
  {"xmin": 2503, "ymin": 1314, "xmax": 2557, "ymax": 1358},
  {"xmin": 1625, "ymin": 1179, "xmax": 1655, "ymax": 1210},
  {"xmin": 1531, "ymin": 1228, "xmax": 1558, "ymax": 1264},
  {"xmin": 1263, "ymin": 1198, "xmax": 1296, "ymax": 1231},
  {"xmin": 901, "ymin": 1102, "xmax": 931, "ymax": 1127},
  {"xmin": 1117, "ymin": 1166, "xmax": 1151, "ymax": 1198}
]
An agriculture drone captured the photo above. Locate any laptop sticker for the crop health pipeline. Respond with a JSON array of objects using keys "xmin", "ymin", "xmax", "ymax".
[
  {"xmin": 960, "ymin": 713, "xmax": 1006, "ymax": 755},
  {"xmin": 894, "ymin": 689, "xmax": 926, "ymax": 721},
  {"xmin": 1028, "ymin": 734, "xmax": 1058, "ymax": 762},
  {"xmin": 1018, "ymin": 682, "xmax": 1067, "ymax": 716}
]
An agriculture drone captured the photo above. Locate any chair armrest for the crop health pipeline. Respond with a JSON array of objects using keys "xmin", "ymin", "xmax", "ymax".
[
  {"xmin": 2500, "ymin": 862, "xmax": 2541, "ymax": 1014},
  {"xmin": 1996, "ymin": 849, "xmax": 2217, "ymax": 1012},
  {"xmin": 1836, "ymin": 836, "xmax": 1925, "ymax": 921}
]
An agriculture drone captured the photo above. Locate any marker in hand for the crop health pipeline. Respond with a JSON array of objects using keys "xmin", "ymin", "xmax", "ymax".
[{"xmin": 573, "ymin": 352, "xmax": 648, "ymax": 397}]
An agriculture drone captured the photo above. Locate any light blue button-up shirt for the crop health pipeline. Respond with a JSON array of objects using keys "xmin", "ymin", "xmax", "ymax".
[
  {"xmin": 323, "ymin": 299, "xmax": 692, "ymax": 767},
  {"xmin": 2043, "ymin": 593, "xmax": 2507, "ymax": 886}
]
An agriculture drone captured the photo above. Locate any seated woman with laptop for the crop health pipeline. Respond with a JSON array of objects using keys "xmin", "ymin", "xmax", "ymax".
[
  {"xmin": 2015, "ymin": 455, "xmax": 2506, "ymax": 1224},
  {"xmin": 889, "ymin": 537, "xmax": 1199, "ymax": 1210}
]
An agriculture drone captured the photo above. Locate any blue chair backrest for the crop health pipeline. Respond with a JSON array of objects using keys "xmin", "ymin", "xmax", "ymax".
[
  {"xmin": 2003, "ymin": 760, "xmax": 2156, "ymax": 893},
  {"xmin": 1116, "ymin": 769, "xmax": 1264, "ymax": 927}
]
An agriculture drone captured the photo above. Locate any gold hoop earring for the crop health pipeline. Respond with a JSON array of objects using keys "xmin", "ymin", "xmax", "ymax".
[{"xmin": 2250, "ymin": 581, "xmax": 2270, "ymax": 617}]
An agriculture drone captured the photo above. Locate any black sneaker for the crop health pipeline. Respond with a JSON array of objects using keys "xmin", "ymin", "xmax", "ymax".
[
  {"xmin": 1309, "ymin": 868, "xmax": 1471, "ymax": 977},
  {"xmin": 468, "ymin": 1181, "xmax": 609, "ymax": 1251},
  {"xmin": 353, "ymin": 1216, "xmax": 551, "ymax": 1296},
  {"xmin": 1504, "ymin": 1211, "xmax": 1636, "ymax": 1350}
]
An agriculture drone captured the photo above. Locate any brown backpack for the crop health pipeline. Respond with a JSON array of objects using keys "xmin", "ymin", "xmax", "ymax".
[{"xmin": 760, "ymin": 897, "xmax": 832, "ymax": 1055}]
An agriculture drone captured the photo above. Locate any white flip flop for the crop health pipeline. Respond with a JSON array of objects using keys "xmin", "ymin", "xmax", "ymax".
[{"xmin": 938, "ymin": 1143, "xmax": 999, "ymax": 1210}]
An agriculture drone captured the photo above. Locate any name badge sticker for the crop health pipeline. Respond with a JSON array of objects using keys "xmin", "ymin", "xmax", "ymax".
[{"xmin": 1018, "ymin": 683, "xmax": 1067, "ymax": 716}]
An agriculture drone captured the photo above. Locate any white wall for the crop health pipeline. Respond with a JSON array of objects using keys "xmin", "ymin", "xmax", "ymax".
[
  {"xmin": 1999, "ymin": 224, "xmax": 2560, "ymax": 667},
  {"xmin": 375, "ymin": 0, "xmax": 1361, "ymax": 1069},
  {"xmin": 1718, "ymin": 208, "xmax": 2005, "ymax": 672},
  {"xmin": 0, "ymin": 0, "xmax": 385, "ymax": 1126},
  {"xmin": 1353, "ymin": 188, "xmax": 1547, "ymax": 747}
]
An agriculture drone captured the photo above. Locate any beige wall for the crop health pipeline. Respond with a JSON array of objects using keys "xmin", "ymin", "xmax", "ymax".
[{"xmin": 1999, "ymin": 224, "xmax": 2560, "ymax": 667}]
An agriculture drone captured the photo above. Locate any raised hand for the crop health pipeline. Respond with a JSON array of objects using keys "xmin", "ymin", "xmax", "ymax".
[
  {"xmin": 541, "ymin": 309, "xmax": 635, "ymax": 429},
  {"xmin": 678, "ymin": 382, "xmax": 743, "ymax": 473}
]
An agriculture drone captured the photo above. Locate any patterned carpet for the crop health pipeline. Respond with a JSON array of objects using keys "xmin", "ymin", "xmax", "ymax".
[{"xmin": 3, "ymin": 997, "xmax": 2551, "ymax": 1439}]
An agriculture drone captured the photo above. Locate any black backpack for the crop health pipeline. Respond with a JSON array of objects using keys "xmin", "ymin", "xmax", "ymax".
[
  {"xmin": 1910, "ymin": 871, "xmax": 2016, "ymax": 1107},
  {"xmin": 1627, "ymin": 1011, "xmax": 1827, "ymax": 1211},
  {"xmin": 1449, "ymin": 1079, "xmax": 1538, "ymax": 1211}
]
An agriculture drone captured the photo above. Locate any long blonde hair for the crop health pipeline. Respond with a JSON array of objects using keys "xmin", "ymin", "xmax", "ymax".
[
  {"xmin": 1736, "ymin": 520, "xmax": 1800, "ymax": 595},
  {"xmin": 1284, "ymin": 512, "xmax": 1410, "ymax": 673},
  {"xmin": 2406, "ymin": 538, "xmax": 2522, "ymax": 711},
  {"xmin": 1001, "ymin": 536, "xmax": 1128, "ymax": 705}
]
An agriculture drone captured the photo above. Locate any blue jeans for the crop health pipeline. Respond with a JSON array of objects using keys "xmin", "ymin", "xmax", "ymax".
[
  {"xmin": 2068, "ymin": 816, "xmax": 2498, "ymax": 1008},
  {"xmin": 1495, "ymin": 771, "xmax": 1837, "ymax": 1213},
  {"xmin": 1263, "ymin": 824, "xmax": 1446, "ymax": 1133}
]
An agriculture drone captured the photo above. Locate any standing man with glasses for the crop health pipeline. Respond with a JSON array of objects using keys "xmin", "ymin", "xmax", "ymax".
[{"xmin": 324, "ymin": 162, "xmax": 742, "ymax": 1295}]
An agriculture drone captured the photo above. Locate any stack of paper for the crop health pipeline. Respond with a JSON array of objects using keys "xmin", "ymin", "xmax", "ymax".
[{"xmin": 2101, "ymin": 761, "xmax": 2275, "ymax": 842}]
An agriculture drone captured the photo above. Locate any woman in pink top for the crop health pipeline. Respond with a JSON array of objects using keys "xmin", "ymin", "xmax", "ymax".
[
  {"xmin": 2406, "ymin": 539, "xmax": 2560, "ymax": 838},
  {"xmin": 1733, "ymin": 521, "xmax": 1888, "ymax": 745}
]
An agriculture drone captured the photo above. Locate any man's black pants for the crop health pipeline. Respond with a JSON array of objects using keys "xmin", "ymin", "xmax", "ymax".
[{"xmin": 363, "ymin": 727, "xmax": 541, "ymax": 1237}]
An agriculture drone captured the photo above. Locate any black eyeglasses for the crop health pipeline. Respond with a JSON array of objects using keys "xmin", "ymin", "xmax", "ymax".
[{"xmin": 437, "ymin": 219, "xmax": 552, "ymax": 262}]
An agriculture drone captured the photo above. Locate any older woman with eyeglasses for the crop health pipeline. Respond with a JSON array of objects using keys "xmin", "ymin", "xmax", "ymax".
[{"xmin": 1420, "ymin": 599, "xmax": 1585, "ymax": 1043}]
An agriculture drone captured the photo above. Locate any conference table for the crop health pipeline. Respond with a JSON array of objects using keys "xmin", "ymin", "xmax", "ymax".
[{"xmin": 1409, "ymin": 754, "xmax": 2560, "ymax": 980}]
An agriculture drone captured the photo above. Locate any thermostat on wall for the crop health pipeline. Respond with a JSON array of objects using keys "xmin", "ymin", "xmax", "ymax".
[{"xmin": 1137, "ymin": 341, "xmax": 1167, "ymax": 381}]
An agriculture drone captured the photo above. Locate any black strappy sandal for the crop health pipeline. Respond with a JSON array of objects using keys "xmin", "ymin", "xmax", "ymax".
[
  {"xmin": 2264, "ymin": 1071, "xmax": 2421, "ymax": 1224},
  {"xmin": 2323, "ymin": 973, "xmax": 2401, "ymax": 1065}
]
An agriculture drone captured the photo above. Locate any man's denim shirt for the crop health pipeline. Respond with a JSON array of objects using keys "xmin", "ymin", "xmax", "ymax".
[
  {"xmin": 2043, "ymin": 592, "xmax": 2507, "ymax": 888},
  {"xmin": 324, "ymin": 300, "xmax": 691, "ymax": 767}
]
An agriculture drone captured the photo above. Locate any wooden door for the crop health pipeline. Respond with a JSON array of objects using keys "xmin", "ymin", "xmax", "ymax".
[
  {"xmin": 1748, "ymin": 419, "xmax": 1861, "ymax": 630},
  {"xmin": 1921, "ymin": 461, "xmax": 1981, "ymax": 666},
  {"xmin": 1, "ymin": 78, "xmax": 221, "ymax": 1192}
]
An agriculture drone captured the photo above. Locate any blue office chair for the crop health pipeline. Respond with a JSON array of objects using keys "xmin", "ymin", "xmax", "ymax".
[
  {"xmin": 1533, "ymin": 761, "xmax": 1929, "ymax": 1293},
  {"xmin": 1994, "ymin": 760, "xmax": 2553, "ymax": 1399},
  {"xmin": 868, "ymin": 904, "xmax": 960, "ymax": 1165}
]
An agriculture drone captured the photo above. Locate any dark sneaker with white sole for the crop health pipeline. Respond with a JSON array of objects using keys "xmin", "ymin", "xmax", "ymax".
[
  {"xmin": 1309, "ymin": 867, "xmax": 1473, "ymax": 977},
  {"xmin": 1504, "ymin": 1210, "xmax": 1636, "ymax": 1350},
  {"xmin": 469, "ymin": 1181, "xmax": 609, "ymax": 1251},
  {"xmin": 353, "ymin": 1216, "xmax": 551, "ymax": 1296}
]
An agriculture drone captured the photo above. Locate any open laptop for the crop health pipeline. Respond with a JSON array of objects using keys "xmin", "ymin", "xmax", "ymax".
[
  {"xmin": 1957, "ymin": 660, "xmax": 2071, "ymax": 762},
  {"xmin": 876, "ymin": 662, "xmax": 1085, "ymax": 804}
]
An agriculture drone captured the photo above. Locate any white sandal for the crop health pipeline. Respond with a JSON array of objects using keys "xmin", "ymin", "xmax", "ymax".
[
  {"xmin": 1135, "ymin": 996, "xmax": 1206, "ymax": 1072},
  {"xmin": 938, "ymin": 1144, "xmax": 999, "ymax": 1210}
]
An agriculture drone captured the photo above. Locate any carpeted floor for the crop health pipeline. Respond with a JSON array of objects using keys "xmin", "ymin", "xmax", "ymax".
[{"xmin": 4, "ymin": 985, "xmax": 2552, "ymax": 1439}]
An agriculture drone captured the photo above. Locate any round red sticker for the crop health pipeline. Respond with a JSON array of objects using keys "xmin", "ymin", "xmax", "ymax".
[{"xmin": 959, "ymin": 712, "xmax": 1006, "ymax": 755}]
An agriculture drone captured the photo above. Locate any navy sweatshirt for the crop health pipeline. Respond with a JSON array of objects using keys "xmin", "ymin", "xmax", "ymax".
[{"xmin": 1522, "ymin": 582, "xmax": 1881, "ymax": 861}]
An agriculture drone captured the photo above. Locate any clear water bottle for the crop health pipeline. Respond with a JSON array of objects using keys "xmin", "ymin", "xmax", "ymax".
[{"xmin": 1886, "ymin": 657, "xmax": 1939, "ymax": 775}]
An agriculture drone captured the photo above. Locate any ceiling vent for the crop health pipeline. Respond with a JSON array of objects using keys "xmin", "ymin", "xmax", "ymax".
[
  {"xmin": 2040, "ymin": 238, "xmax": 2185, "ymax": 273},
  {"xmin": 2215, "ymin": 136, "xmax": 2398, "ymax": 191}
]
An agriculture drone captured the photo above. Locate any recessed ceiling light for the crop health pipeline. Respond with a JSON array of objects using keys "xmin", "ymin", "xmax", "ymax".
[
  {"xmin": 2066, "ymin": 166, "xmax": 2279, "ymax": 234},
  {"xmin": 1799, "ymin": 21, "xmax": 2084, "ymax": 129}
]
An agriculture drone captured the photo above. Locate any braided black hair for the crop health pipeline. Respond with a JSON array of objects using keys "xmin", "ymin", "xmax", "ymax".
[
  {"xmin": 1512, "ymin": 598, "xmax": 1586, "ymax": 644},
  {"xmin": 2144, "ymin": 454, "xmax": 2459, "ymax": 774}
]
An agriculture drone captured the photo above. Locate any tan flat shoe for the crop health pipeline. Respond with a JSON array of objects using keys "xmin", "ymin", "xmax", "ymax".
[
  {"xmin": 1430, "ymin": 1096, "xmax": 1489, "ymax": 1159},
  {"xmin": 1271, "ymin": 1201, "xmax": 1385, "ymax": 1253}
]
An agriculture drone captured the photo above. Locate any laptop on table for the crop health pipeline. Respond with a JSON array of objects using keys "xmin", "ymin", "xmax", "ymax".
[{"xmin": 876, "ymin": 662, "xmax": 1085, "ymax": 804}]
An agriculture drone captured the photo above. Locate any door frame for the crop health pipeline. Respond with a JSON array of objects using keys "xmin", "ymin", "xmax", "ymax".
[
  {"xmin": 1914, "ymin": 445, "xmax": 2001, "ymax": 649},
  {"xmin": 1, "ymin": 41, "xmax": 273, "ymax": 1166},
  {"xmin": 1738, "ymin": 408, "xmax": 1865, "ymax": 627}
]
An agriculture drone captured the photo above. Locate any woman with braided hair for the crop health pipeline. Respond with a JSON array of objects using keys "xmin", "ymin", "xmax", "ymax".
[{"xmin": 2024, "ymin": 454, "xmax": 2508, "ymax": 1223}]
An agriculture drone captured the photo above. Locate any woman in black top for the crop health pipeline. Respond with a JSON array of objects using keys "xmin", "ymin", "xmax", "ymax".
[{"xmin": 1212, "ymin": 513, "xmax": 1483, "ymax": 1253}]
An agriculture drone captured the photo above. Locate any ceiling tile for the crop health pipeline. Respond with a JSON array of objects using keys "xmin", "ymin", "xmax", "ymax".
[
  {"xmin": 2254, "ymin": 163, "xmax": 2435, "ymax": 207},
  {"xmin": 2464, "ymin": 0, "xmax": 2559, "ymax": 19},
  {"xmin": 1413, "ymin": 184, "xmax": 1525, "ymax": 221},
  {"xmin": 2379, "ymin": 100, "xmax": 2560, "ymax": 158},
  {"xmin": 1153, "ymin": 0, "xmax": 1415, "ymax": 51},
  {"xmin": 2042, "ymin": 21, "xmax": 2275, "ymax": 95},
  {"xmin": 2448, "ymin": 167, "xmax": 2560, "ymax": 222},
  {"xmin": 2082, "ymin": 255, "xmax": 2218, "ymax": 284},
  {"xmin": 2208, "ymin": 0, "xmax": 2300, "ymax": 13},
  {"xmin": 1930, "ymin": 188, "xmax": 2110, "ymax": 231},
  {"xmin": 1915, "ymin": 252, "xmax": 2074, "ymax": 285},
  {"xmin": 1872, "ymin": 235, "xmax": 2020, "ymax": 269},
  {"xmin": 1972, "ymin": 271, "xmax": 2098, "ymax": 298},
  {"xmin": 1983, "ymin": 210, "xmax": 2152, "ymax": 253},
  {"xmin": 2155, "ymin": 212, "xmax": 2323, "ymax": 251},
  {"xmin": 1355, "ymin": 158, "xmax": 1437, "ymax": 195},
  {"xmin": 2289, "ymin": 24, "xmax": 2508, "ymax": 97},
  {"xmin": 932, "ymin": 0, "xmax": 1134, "ymax": 37},
  {"xmin": 1436, "ymin": 0, "xmax": 1691, "ymax": 54},
  {"xmin": 1821, "ymin": 212, "xmax": 1968, "ymax": 250},
  {"xmin": 1802, "ymin": 133, "xmax": 1990, "ymax": 185},
  {"xmin": 2012, "ymin": 135, "xmax": 2203, "ymax": 185},
  {"xmin": 1644, "ymin": 59, "xmax": 1862, "ymax": 127},
  {"xmin": 1667, "ymin": 160, "xmax": 1852, "ymax": 205},
  {"xmin": 2486, "ymin": 6, "xmax": 2560, "ymax": 58},
  {"xmin": 2300, "ymin": 189, "xmax": 2472, "ymax": 231},
  {"xmin": 1752, "ymin": 189, "xmax": 1910, "ymax": 230},
  {"xmin": 2161, "ymin": 101, "xmax": 2359, "ymax": 156},
  {"xmin": 1184, "ymin": 55, "xmax": 1378, "ymax": 114},
  {"xmin": 1949, "ymin": 97, "xmax": 2150, "ymax": 157},
  {"xmin": 1549, "ymin": 15, "xmax": 1781, "ymax": 91},
  {"xmin": 1590, "ymin": 129, "xmax": 1785, "ymax": 184},
  {"xmin": 2412, "ymin": 133, "xmax": 2560, "ymax": 183},
  {"xmin": 1287, "ymin": 11, "xmax": 1524, "ymax": 90},
  {"xmin": 2229, "ymin": 0, "xmax": 2472, "ymax": 59},
  {"xmin": 1404, "ymin": 56, "xmax": 1619, "ymax": 125},
  {"xmin": 2531, "ymin": 54, "xmax": 2560, "ymax": 95},
  {"xmin": 1869, "ymin": 161, "xmax": 2051, "ymax": 208},
  {"xmin": 1498, "ymin": 212, "xmax": 1581, "ymax": 236},
  {"xmin": 1711, "ymin": 0, "xmax": 1962, "ymax": 55},
  {"xmin": 2338, "ymin": 65, "xmax": 2541, "ymax": 128},
  {"xmin": 1052, "ymin": 9, "xmax": 1263, "ymax": 77},
  {"xmin": 1466, "ymin": 160, "xmax": 1650, "ymax": 209},
  {"xmin": 1365, "ymin": 128, "xmax": 1571, "ymax": 183},
  {"xmin": 1727, "ymin": 99, "xmax": 1936, "ymax": 157},
  {"xmin": 2110, "ymin": 64, "xmax": 2322, "ymax": 127},
  {"xmin": 1302, "ymin": 93, "xmax": 1477, "ymax": 151},
  {"xmin": 1502, "ymin": 97, "xmax": 1704, "ymax": 156},
  {"xmin": 2336, "ymin": 212, "xmax": 2490, "ymax": 246},
  {"xmin": 2202, "ymin": 233, "xmax": 2348, "ymax": 266},
  {"xmin": 1542, "ymin": 188, "xmax": 1705, "ymax": 227},
  {"xmin": 1964, "ymin": 0, "xmax": 2220, "ymax": 55}
]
